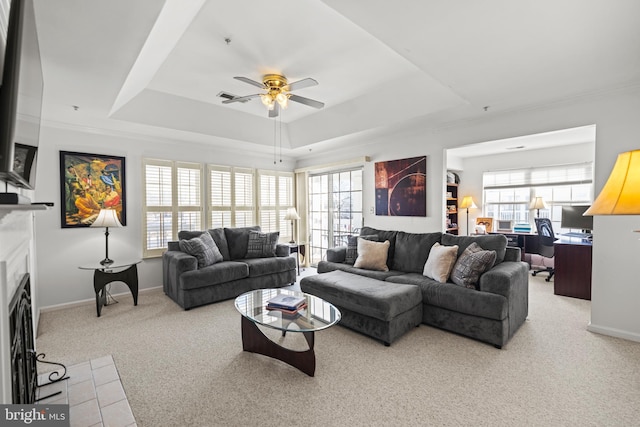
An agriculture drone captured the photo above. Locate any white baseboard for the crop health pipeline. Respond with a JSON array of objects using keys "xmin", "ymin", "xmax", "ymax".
[
  {"xmin": 587, "ymin": 322, "xmax": 640, "ymax": 343},
  {"xmin": 39, "ymin": 285, "xmax": 163, "ymax": 313}
]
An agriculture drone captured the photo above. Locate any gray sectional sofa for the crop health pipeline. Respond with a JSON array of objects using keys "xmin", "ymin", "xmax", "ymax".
[
  {"xmin": 300, "ymin": 226, "xmax": 529, "ymax": 348},
  {"xmin": 163, "ymin": 226, "xmax": 296, "ymax": 310}
]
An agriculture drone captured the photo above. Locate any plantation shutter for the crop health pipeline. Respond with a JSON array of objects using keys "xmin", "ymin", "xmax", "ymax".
[
  {"xmin": 142, "ymin": 160, "xmax": 203, "ymax": 257},
  {"xmin": 208, "ymin": 165, "xmax": 255, "ymax": 228},
  {"xmin": 258, "ymin": 170, "xmax": 295, "ymax": 239}
]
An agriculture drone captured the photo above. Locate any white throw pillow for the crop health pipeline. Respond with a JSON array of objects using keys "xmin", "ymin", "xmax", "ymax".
[
  {"xmin": 354, "ymin": 238, "xmax": 390, "ymax": 271},
  {"xmin": 423, "ymin": 242, "xmax": 459, "ymax": 283}
]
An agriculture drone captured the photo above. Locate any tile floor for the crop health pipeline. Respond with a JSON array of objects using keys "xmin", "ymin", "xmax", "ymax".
[{"xmin": 36, "ymin": 355, "xmax": 136, "ymax": 427}]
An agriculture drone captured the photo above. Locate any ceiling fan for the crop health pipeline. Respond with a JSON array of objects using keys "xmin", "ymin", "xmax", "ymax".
[{"xmin": 221, "ymin": 74, "xmax": 325, "ymax": 118}]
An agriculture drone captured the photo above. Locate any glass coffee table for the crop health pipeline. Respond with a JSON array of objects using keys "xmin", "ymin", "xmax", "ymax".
[{"xmin": 234, "ymin": 288, "xmax": 341, "ymax": 377}]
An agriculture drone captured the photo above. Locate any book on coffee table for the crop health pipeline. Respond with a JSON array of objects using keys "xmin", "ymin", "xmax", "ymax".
[
  {"xmin": 266, "ymin": 294, "xmax": 306, "ymax": 311},
  {"xmin": 266, "ymin": 302, "xmax": 308, "ymax": 315}
]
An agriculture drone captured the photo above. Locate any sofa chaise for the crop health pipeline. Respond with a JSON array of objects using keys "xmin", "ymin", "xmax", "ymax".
[
  {"xmin": 163, "ymin": 226, "xmax": 296, "ymax": 310},
  {"xmin": 300, "ymin": 226, "xmax": 529, "ymax": 348}
]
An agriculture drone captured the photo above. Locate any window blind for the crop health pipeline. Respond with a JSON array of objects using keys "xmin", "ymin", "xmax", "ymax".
[{"xmin": 484, "ymin": 163, "xmax": 593, "ymax": 189}]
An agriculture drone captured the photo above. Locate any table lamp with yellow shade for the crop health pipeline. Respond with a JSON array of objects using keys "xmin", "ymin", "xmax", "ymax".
[
  {"xmin": 584, "ymin": 150, "xmax": 640, "ymax": 232},
  {"xmin": 459, "ymin": 196, "xmax": 477, "ymax": 236}
]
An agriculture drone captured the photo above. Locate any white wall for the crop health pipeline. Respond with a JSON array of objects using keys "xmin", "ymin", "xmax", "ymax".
[
  {"xmin": 297, "ymin": 86, "xmax": 640, "ymax": 343},
  {"xmin": 33, "ymin": 125, "xmax": 295, "ymax": 308},
  {"xmin": 452, "ymin": 141, "xmax": 595, "ymax": 236}
]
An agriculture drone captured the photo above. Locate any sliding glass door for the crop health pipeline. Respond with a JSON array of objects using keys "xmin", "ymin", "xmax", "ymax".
[{"xmin": 308, "ymin": 169, "xmax": 362, "ymax": 265}]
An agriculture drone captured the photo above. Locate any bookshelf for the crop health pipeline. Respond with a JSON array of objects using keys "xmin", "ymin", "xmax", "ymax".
[{"xmin": 446, "ymin": 183, "xmax": 458, "ymax": 235}]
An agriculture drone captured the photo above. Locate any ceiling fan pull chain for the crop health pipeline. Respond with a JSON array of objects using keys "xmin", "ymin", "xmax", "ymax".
[{"xmin": 279, "ymin": 113, "xmax": 283, "ymax": 163}]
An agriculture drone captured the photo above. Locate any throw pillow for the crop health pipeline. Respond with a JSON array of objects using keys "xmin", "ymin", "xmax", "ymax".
[
  {"xmin": 423, "ymin": 242, "xmax": 459, "ymax": 283},
  {"xmin": 345, "ymin": 234, "xmax": 378, "ymax": 264},
  {"xmin": 245, "ymin": 231, "xmax": 279, "ymax": 258},
  {"xmin": 178, "ymin": 232, "xmax": 223, "ymax": 268},
  {"xmin": 354, "ymin": 238, "xmax": 390, "ymax": 272},
  {"xmin": 450, "ymin": 242, "xmax": 497, "ymax": 289},
  {"xmin": 224, "ymin": 226, "xmax": 261, "ymax": 259}
]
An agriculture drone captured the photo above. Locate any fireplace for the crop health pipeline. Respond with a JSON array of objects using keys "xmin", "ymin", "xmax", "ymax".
[
  {"xmin": 0, "ymin": 208, "xmax": 42, "ymax": 403},
  {"xmin": 9, "ymin": 273, "xmax": 36, "ymax": 404}
]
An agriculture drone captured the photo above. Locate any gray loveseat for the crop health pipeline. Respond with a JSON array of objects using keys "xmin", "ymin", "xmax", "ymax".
[
  {"xmin": 163, "ymin": 226, "xmax": 296, "ymax": 310},
  {"xmin": 301, "ymin": 226, "xmax": 529, "ymax": 348}
]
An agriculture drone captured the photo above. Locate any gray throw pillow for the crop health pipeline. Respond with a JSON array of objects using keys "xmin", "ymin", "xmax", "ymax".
[
  {"xmin": 450, "ymin": 242, "xmax": 497, "ymax": 289},
  {"xmin": 178, "ymin": 232, "xmax": 223, "ymax": 268},
  {"xmin": 245, "ymin": 231, "xmax": 279, "ymax": 258},
  {"xmin": 345, "ymin": 234, "xmax": 378, "ymax": 264},
  {"xmin": 224, "ymin": 226, "xmax": 261, "ymax": 260}
]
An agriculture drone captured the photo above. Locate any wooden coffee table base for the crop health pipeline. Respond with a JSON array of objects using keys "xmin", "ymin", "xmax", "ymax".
[{"xmin": 241, "ymin": 316, "xmax": 316, "ymax": 377}]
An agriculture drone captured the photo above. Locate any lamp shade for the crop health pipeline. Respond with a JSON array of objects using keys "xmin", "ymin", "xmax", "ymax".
[
  {"xmin": 530, "ymin": 196, "xmax": 547, "ymax": 210},
  {"xmin": 284, "ymin": 207, "xmax": 300, "ymax": 221},
  {"xmin": 585, "ymin": 149, "xmax": 640, "ymax": 215},
  {"xmin": 91, "ymin": 209, "xmax": 123, "ymax": 228},
  {"xmin": 459, "ymin": 196, "xmax": 477, "ymax": 209}
]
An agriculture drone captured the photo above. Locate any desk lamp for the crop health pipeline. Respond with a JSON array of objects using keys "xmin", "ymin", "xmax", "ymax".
[
  {"xmin": 284, "ymin": 207, "xmax": 301, "ymax": 244},
  {"xmin": 530, "ymin": 197, "xmax": 547, "ymax": 218},
  {"xmin": 585, "ymin": 150, "xmax": 640, "ymax": 219},
  {"xmin": 459, "ymin": 196, "xmax": 477, "ymax": 236},
  {"xmin": 91, "ymin": 208, "xmax": 123, "ymax": 266}
]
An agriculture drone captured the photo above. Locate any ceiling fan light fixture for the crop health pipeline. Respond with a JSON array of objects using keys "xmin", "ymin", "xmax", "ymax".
[
  {"xmin": 227, "ymin": 73, "xmax": 324, "ymax": 118},
  {"xmin": 275, "ymin": 92, "xmax": 288, "ymax": 109}
]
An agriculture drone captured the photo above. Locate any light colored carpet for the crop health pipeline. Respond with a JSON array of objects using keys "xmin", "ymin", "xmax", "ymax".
[{"xmin": 36, "ymin": 273, "xmax": 640, "ymax": 427}]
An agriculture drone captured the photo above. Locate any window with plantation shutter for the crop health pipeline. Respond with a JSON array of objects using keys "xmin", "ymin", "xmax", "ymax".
[
  {"xmin": 143, "ymin": 159, "xmax": 203, "ymax": 257},
  {"xmin": 208, "ymin": 165, "xmax": 255, "ymax": 228},
  {"xmin": 142, "ymin": 159, "xmax": 296, "ymax": 257},
  {"xmin": 258, "ymin": 170, "xmax": 294, "ymax": 240}
]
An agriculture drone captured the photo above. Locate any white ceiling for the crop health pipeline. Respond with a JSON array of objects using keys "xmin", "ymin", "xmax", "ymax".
[
  {"xmin": 447, "ymin": 124, "xmax": 596, "ymax": 159},
  {"xmin": 33, "ymin": 0, "xmax": 640, "ymax": 158}
]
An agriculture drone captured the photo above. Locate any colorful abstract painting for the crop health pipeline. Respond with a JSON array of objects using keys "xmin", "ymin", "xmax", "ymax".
[
  {"xmin": 375, "ymin": 156, "xmax": 426, "ymax": 216},
  {"xmin": 59, "ymin": 150, "xmax": 126, "ymax": 228}
]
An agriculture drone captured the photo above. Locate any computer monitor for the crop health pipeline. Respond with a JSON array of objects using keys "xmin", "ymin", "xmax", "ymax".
[{"xmin": 561, "ymin": 205, "xmax": 593, "ymax": 232}]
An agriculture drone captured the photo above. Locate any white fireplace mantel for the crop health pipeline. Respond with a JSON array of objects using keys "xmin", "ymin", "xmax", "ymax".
[
  {"xmin": 0, "ymin": 204, "xmax": 49, "ymax": 223},
  {"xmin": 0, "ymin": 207, "xmax": 47, "ymax": 403}
]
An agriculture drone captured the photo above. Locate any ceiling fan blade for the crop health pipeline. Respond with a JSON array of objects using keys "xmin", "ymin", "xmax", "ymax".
[
  {"xmin": 286, "ymin": 78, "xmax": 318, "ymax": 91},
  {"xmin": 268, "ymin": 102, "xmax": 280, "ymax": 118},
  {"xmin": 234, "ymin": 76, "xmax": 265, "ymax": 89},
  {"xmin": 221, "ymin": 94, "xmax": 260, "ymax": 104},
  {"xmin": 289, "ymin": 94, "xmax": 324, "ymax": 109}
]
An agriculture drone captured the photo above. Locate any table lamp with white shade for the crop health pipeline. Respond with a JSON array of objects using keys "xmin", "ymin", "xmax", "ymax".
[
  {"xmin": 530, "ymin": 197, "xmax": 547, "ymax": 218},
  {"xmin": 284, "ymin": 207, "xmax": 301, "ymax": 244},
  {"xmin": 91, "ymin": 208, "xmax": 122, "ymax": 266}
]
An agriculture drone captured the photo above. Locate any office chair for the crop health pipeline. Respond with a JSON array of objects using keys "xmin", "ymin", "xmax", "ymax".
[{"xmin": 532, "ymin": 218, "xmax": 557, "ymax": 281}]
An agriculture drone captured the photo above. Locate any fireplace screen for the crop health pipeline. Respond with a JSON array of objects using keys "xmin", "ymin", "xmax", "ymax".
[{"xmin": 9, "ymin": 273, "xmax": 37, "ymax": 404}]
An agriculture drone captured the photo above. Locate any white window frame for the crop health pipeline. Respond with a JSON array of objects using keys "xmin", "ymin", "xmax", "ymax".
[
  {"xmin": 207, "ymin": 165, "xmax": 256, "ymax": 228},
  {"xmin": 483, "ymin": 162, "xmax": 593, "ymax": 231},
  {"xmin": 257, "ymin": 170, "xmax": 295, "ymax": 241},
  {"xmin": 142, "ymin": 159, "xmax": 204, "ymax": 258}
]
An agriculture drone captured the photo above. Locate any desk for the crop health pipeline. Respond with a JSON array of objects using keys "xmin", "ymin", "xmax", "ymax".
[
  {"xmin": 494, "ymin": 231, "xmax": 593, "ymax": 300},
  {"xmin": 490, "ymin": 232, "xmax": 540, "ymax": 261},
  {"xmin": 553, "ymin": 239, "xmax": 592, "ymax": 300},
  {"xmin": 79, "ymin": 260, "xmax": 141, "ymax": 317}
]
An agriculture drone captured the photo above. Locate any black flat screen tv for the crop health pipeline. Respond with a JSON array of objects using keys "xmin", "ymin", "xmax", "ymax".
[
  {"xmin": 0, "ymin": 0, "xmax": 42, "ymax": 190},
  {"xmin": 561, "ymin": 205, "xmax": 594, "ymax": 232}
]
